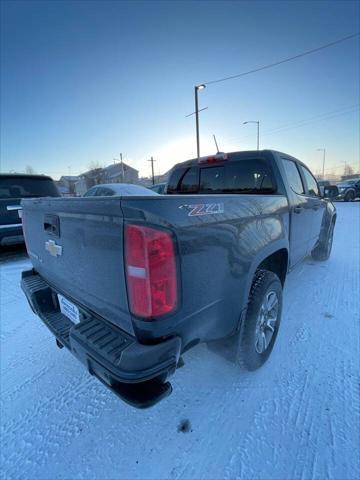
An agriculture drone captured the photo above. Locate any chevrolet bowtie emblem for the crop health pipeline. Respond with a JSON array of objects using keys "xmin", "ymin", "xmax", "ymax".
[{"xmin": 45, "ymin": 240, "xmax": 62, "ymax": 257}]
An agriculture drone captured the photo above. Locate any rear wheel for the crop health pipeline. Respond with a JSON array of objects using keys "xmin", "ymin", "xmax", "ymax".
[
  {"xmin": 344, "ymin": 190, "xmax": 355, "ymax": 202},
  {"xmin": 237, "ymin": 270, "xmax": 282, "ymax": 371},
  {"xmin": 311, "ymin": 221, "xmax": 334, "ymax": 261}
]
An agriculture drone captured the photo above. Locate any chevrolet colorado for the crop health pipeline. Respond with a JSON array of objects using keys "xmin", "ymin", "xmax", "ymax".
[{"xmin": 21, "ymin": 150, "xmax": 336, "ymax": 408}]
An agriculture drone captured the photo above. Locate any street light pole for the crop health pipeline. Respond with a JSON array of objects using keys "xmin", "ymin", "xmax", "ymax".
[
  {"xmin": 194, "ymin": 84, "xmax": 206, "ymax": 159},
  {"xmin": 317, "ymin": 148, "xmax": 326, "ymax": 179},
  {"xmin": 243, "ymin": 120, "xmax": 260, "ymax": 150}
]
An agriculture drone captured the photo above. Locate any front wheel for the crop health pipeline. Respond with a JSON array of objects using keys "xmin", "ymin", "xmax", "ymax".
[
  {"xmin": 344, "ymin": 190, "xmax": 355, "ymax": 202},
  {"xmin": 237, "ymin": 270, "xmax": 282, "ymax": 371}
]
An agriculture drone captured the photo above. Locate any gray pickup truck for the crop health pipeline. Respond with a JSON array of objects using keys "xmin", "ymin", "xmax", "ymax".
[
  {"xmin": 0, "ymin": 174, "xmax": 60, "ymax": 246},
  {"xmin": 21, "ymin": 150, "xmax": 336, "ymax": 408}
]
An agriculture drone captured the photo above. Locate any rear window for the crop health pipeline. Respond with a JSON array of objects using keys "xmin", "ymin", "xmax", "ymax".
[
  {"xmin": 0, "ymin": 177, "xmax": 60, "ymax": 199},
  {"xmin": 179, "ymin": 167, "xmax": 199, "ymax": 193},
  {"xmin": 200, "ymin": 159, "xmax": 276, "ymax": 194},
  {"xmin": 167, "ymin": 167, "xmax": 187, "ymax": 194},
  {"xmin": 167, "ymin": 158, "xmax": 276, "ymax": 194}
]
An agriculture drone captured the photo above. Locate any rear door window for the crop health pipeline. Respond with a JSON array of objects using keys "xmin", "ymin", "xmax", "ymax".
[
  {"xmin": 300, "ymin": 166, "xmax": 320, "ymax": 197},
  {"xmin": 282, "ymin": 159, "xmax": 305, "ymax": 195}
]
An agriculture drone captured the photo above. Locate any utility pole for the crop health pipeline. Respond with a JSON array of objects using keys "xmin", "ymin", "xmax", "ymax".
[
  {"xmin": 148, "ymin": 156, "xmax": 155, "ymax": 185},
  {"xmin": 317, "ymin": 148, "xmax": 326, "ymax": 179}
]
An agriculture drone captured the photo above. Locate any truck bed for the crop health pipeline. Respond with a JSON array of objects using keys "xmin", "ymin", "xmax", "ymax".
[{"xmin": 22, "ymin": 193, "xmax": 289, "ymax": 346}]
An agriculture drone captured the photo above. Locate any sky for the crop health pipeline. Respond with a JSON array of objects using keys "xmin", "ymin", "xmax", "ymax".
[{"xmin": 1, "ymin": 0, "xmax": 359, "ymax": 179}]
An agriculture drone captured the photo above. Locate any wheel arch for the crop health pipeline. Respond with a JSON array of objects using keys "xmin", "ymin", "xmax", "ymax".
[{"xmin": 238, "ymin": 242, "xmax": 289, "ymax": 330}]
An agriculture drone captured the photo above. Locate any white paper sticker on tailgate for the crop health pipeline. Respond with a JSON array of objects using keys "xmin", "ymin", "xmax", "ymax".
[{"xmin": 58, "ymin": 294, "xmax": 80, "ymax": 324}]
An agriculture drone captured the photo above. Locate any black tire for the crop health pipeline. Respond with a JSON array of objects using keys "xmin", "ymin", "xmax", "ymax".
[
  {"xmin": 237, "ymin": 270, "xmax": 282, "ymax": 371},
  {"xmin": 344, "ymin": 190, "xmax": 355, "ymax": 202},
  {"xmin": 311, "ymin": 221, "xmax": 335, "ymax": 261}
]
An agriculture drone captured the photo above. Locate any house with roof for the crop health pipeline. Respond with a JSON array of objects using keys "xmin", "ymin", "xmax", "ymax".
[{"xmin": 103, "ymin": 162, "xmax": 139, "ymax": 184}]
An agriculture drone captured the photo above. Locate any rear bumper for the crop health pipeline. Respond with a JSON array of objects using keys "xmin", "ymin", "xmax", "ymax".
[
  {"xmin": 0, "ymin": 224, "xmax": 24, "ymax": 246},
  {"xmin": 21, "ymin": 269, "xmax": 182, "ymax": 408}
]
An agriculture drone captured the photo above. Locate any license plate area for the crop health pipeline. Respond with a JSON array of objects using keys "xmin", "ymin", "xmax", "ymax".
[{"xmin": 57, "ymin": 294, "xmax": 80, "ymax": 324}]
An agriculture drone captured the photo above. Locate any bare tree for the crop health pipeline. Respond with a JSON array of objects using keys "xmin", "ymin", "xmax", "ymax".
[
  {"xmin": 25, "ymin": 165, "xmax": 36, "ymax": 174},
  {"xmin": 344, "ymin": 164, "xmax": 354, "ymax": 176},
  {"xmin": 88, "ymin": 160, "xmax": 102, "ymax": 171}
]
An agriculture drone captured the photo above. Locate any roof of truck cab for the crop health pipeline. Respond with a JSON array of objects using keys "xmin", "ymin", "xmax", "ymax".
[{"xmin": 170, "ymin": 149, "xmax": 294, "ymax": 170}]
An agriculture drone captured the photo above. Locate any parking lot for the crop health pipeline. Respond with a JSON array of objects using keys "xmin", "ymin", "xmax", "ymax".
[{"xmin": 1, "ymin": 202, "xmax": 359, "ymax": 480}]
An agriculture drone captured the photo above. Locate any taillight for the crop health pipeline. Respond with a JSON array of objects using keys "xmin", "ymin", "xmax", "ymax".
[
  {"xmin": 21, "ymin": 210, "xmax": 29, "ymax": 251},
  {"xmin": 124, "ymin": 224, "xmax": 178, "ymax": 318}
]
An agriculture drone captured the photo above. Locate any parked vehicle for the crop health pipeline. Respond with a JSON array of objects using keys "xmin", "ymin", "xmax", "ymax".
[
  {"xmin": 148, "ymin": 182, "xmax": 167, "ymax": 194},
  {"xmin": 84, "ymin": 183, "xmax": 159, "ymax": 197},
  {"xmin": 334, "ymin": 178, "xmax": 360, "ymax": 201},
  {"xmin": 0, "ymin": 174, "xmax": 60, "ymax": 246},
  {"xmin": 21, "ymin": 150, "xmax": 336, "ymax": 408}
]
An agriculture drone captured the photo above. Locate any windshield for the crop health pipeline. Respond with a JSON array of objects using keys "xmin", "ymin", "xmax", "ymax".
[{"xmin": 0, "ymin": 177, "xmax": 60, "ymax": 199}]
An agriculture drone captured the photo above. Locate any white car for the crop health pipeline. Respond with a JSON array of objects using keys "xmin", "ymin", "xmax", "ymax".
[{"xmin": 84, "ymin": 183, "xmax": 159, "ymax": 197}]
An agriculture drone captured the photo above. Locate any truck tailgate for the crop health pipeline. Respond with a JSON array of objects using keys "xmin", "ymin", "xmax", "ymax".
[{"xmin": 21, "ymin": 197, "xmax": 133, "ymax": 334}]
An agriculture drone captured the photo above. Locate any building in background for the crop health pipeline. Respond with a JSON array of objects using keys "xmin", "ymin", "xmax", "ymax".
[
  {"xmin": 74, "ymin": 162, "xmax": 139, "ymax": 196},
  {"xmin": 74, "ymin": 168, "xmax": 105, "ymax": 196},
  {"xmin": 139, "ymin": 169, "xmax": 171, "ymax": 187},
  {"xmin": 56, "ymin": 175, "xmax": 80, "ymax": 196},
  {"xmin": 103, "ymin": 162, "xmax": 138, "ymax": 184}
]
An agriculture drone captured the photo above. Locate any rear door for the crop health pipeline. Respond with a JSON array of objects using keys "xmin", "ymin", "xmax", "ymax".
[
  {"xmin": 281, "ymin": 158, "xmax": 312, "ymax": 267},
  {"xmin": 299, "ymin": 165, "xmax": 325, "ymax": 250}
]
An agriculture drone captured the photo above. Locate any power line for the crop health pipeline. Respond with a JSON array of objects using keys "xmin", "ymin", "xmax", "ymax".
[
  {"xmin": 204, "ymin": 32, "xmax": 359, "ymax": 86},
  {"xmin": 258, "ymin": 107, "xmax": 359, "ymax": 137},
  {"xmin": 222, "ymin": 104, "xmax": 359, "ymax": 145}
]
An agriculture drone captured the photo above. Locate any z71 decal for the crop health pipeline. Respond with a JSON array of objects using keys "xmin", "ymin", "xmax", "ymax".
[{"xmin": 179, "ymin": 203, "xmax": 224, "ymax": 217}]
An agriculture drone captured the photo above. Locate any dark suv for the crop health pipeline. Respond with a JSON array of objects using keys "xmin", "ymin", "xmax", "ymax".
[
  {"xmin": 0, "ymin": 174, "xmax": 60, "ymax": 246},
  {"xmin": 335, "ymin": 178, "xmax": 360, "ymax": 202}
]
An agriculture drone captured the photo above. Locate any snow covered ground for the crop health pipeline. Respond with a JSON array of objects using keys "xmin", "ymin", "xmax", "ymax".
[{"xmin": 1, "ymin": 202, "xmax": 359, "ymax": 480}]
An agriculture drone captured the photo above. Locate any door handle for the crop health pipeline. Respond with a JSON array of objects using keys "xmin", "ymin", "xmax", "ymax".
[{"xmin": 293, "ymin": 206, "xmax": 303, "ymax": 214}]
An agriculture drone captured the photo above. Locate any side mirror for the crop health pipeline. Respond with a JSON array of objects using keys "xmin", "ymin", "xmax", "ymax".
[{"xmin": 323, "ymin": 185, "xmax": 339, "ymax": 199}]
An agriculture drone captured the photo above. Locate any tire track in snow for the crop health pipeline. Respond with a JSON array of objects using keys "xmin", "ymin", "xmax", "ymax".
[{"xmin": 1, "ymin": 372, "xmax": 110, "ymax": 479}]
